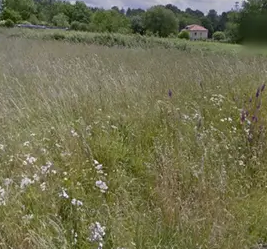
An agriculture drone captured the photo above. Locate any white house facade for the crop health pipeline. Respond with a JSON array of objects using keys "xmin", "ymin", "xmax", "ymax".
[{"xmin": 183, "ymin": 25, "xmax": 208, "ymax": 40}]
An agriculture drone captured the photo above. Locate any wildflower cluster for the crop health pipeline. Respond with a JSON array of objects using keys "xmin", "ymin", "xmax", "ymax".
[
  {"xmin": 241, "ymin": 83, "xmax": 265, "ymax": 142},
  {"xmin": 94, "ymin": 160, "xmax": 108, "ymax": 193},
  {"xmin": 210, "ymin": 94, "xmax": 225, "ymax": 108},
  {"xmin": 88, "ymin": 222, "xmax": 106, "ymax": 249}
]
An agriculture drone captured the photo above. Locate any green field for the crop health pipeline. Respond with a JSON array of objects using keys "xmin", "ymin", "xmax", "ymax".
[
  {"xmin": 1, "ymin": 27, "xmax": 245, "ymax": 54},
  {"xmin": 1, "ymin": 32, "xmax": 267, "ymax": 249}
]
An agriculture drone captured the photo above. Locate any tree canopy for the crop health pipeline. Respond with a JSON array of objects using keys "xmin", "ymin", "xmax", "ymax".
[
  {"xmin": 0, "ymin": 0, "xmax": 263, "ymax": 43},
  {"xmin": 144, "ymin": 6, "xmax": 178, "ymax": 37}
]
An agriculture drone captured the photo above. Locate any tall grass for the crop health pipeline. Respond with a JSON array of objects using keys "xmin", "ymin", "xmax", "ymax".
[{"xmin": 1, "ymin": 35, "xmax": 267, "ymax": 249}]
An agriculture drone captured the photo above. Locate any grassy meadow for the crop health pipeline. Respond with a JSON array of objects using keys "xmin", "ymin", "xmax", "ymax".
[
  {"xmin": 1, "ymin": 27, "xmax": 245, "ymax": 54},
  {"xmin": 1, "ymin": 33, "xmax": 267, "ymax": 249}
]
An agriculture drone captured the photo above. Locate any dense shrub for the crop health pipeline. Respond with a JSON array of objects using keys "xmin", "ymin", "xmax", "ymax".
[
  {"xmin": 28, "ymin": 14, "xmax": 39, "ymax": 25},
  {"xmin": 178, "ymin": 30, "xmax": 190, "ymax": 40},
  {"xmin": 70, "ymin": 21, "xmax": 89, "ymax": 31},
  {"xmin": 5, "ymin": 19, "xmax": 15, "ymax": 28},
  {"xmin": 70, "ymin": 21, "xmax": 80, "ymax": 31},
  {"xmin": 1, "ymin": 8, "xmax": 22, "ymax": 23},
  {"xmin": 144, "ymin": 6, "xmax": 178, "ymax": 37},
  {"xmin": 130, "ymin": 15, "xmax": 145, "ymax": 35},
  {"xmin": 213, "ymin": 31, "xmax": 226, "ymax": 41},
  {"xmin": 52, "ymin": 13, "xmax": 69, "ymax": 28}
]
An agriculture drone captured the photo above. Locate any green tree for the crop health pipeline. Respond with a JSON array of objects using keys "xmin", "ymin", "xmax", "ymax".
[
  {"xmin": 4, "ymin": 0, "xmax": 36, "ymax": 18},
  {"xmin": 144, "ymin": 6, "xmax": 178, "ymax": 37},
  {"xmin": 165, "ymin": 4, "xmax": 181, "ymax": 15},
  {"xmin": 52, "ymin": 13, "xmax": 69, "ymax": 27},
  {"xmin": 130, "ymin": 15, "xmax": 145, "ymax": 34},
  {"xmin": 217, "ymin": 12, "xmax": 228, "ymax": 31},
  {"xmin": 200, "ymin": 16, "xmax": 214, "ymax": 38},
  {"xmin": 126, "ymin": 8, "xmax": 145, "ymax": 17},
  {"xmin": 28, "ymin": 14, "xmax": 39, "ymax": 24},
  {"xmin": 71, "ymin": 1, "xmax": 92, "ymax": 24},
  {"xmin": 92, "ymin": 10, "xmax": 130, "ymax": 33},
  {"xmin": 111, "ymin": 6, "xmax": 120, "ymax": 13},
  {"xmin": 207, "ymin": 9, "xmax": 219, "ymax": 32},
  {"xmin": 238, "ymin": 0, "xmax": 267, "ymax": 43},
  {"xmin": 225, "ymin": 11, "xmax": 240, "ymax": 43},
  {"xmin": 212, "ymin": 31, "xmax": 226, "ymax": 40},
  {"xmin": 1, "ymin": 8, "xmax": 21, "ymax": 23}
]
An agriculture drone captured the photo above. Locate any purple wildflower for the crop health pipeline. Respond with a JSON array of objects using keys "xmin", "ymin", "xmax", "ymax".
[
  {"xmin": 168, "ymin": 89, "xmax": 172, "ymax": 98},
  {"xmin": 249, "ymin": 97, "xmax": 252, "ymax": 103},
  {"xmin": 252, "ymin": 115, "xmax": 258, "ymax": 122},
  {"xmin": 261, "ymin": 83, "xmax": 266, "ymax": 92},
  {"xmin": 256, "ymin": 87, "xmax": 260, "ymax": 98}
]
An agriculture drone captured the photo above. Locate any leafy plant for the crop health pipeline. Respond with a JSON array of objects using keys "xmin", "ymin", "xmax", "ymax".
[
  {"xmin": 178, "ymin": 30, "xmax": 190, "ymax": 40},
  {"xmin": 4, "ymin": 19, "xmax": 14, "ymax": 27},
  {"xmin": 213, "ymin": 31, "xmax": 226, "ymax": 41}
]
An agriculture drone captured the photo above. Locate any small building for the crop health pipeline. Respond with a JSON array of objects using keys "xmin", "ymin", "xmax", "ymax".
[{"xmin": 183, "ymin": 24, "xmax": 208, "ymax": 40}]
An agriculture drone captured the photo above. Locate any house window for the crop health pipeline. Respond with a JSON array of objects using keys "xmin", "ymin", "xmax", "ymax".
[
  {"xmin": 195, "ymin": 32, "xmax": 197, "ymax": 36},
  {"xmin": 200, "ymin": 32, "xmax": 202, "ymax": 36}
]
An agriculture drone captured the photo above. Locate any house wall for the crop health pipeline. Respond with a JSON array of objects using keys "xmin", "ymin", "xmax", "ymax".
[{"xmin": 189, "ymin": 30, "xmax": 208, "ymax": 40}]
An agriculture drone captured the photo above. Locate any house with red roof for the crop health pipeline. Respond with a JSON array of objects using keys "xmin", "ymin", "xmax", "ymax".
[{"xmin": 183, "ymin": 24, "xmax": 208, "ymax": 40}]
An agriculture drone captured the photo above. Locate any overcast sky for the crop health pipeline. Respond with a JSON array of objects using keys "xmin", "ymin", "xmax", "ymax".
[{"xmin": 81, "ymin": 0, "xmax": 236, "ymax": 13}]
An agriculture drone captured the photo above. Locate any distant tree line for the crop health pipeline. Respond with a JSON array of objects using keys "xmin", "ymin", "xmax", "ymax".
[{"xmin": 0, "ymin": 0, "xmax": 266, "ymax": 43}]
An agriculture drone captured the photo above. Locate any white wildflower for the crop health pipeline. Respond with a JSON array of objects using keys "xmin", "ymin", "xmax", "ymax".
[
  {"xmin": 20, "ymin": 177, "xmax": 34, "ymax": 189},
  {"xmin": 40, "ymin": 182, "xmax": 46, "ymax": 191},
  {"xmin": 71, "ymin": 129, "xmax": 79, "ymax": 137},
  {"xmin": 3, "ymin": 178, "xmax": 13, "ymax": 187},
  {"xmin": 59, "ymin": 188, "xmax": 69, "ymax": 199},
  {"xmin": 239, "ymin": 160, "xmax": 244, "ymax": 166},
  {"xmin": 41, "ymin": 148, "xmax": 47, "ymax": 154},
  {"xmin": 95, "ymin": 180, "xmax": 108, "ymax": 193},
  {"xmin": 71, "ymin": 229, "xmax": 78, "ymax": 245},
  {"xmin": 182, "ymin": 114, "xmax": 190, "ymax": 121},
  {"xmin": 88, "ymin": 222, "xmax": 106, "ymax": 243},
  {"xmin": 30, "ymin": 133, "xmax": 36, "ymax": 137},
  {"xmin": 26, "ymin": 155, "xmax": 37, "ymax": 165},
  {"xmin": 95, "ymin": 164, "xmax": 103, "ymax": 171},
  {"xmin": 51, "ymin": 170, "xmax": 57, "ymax": 174},
  {"xmin": 0, "ymin": 187, "xmax": 6, "ymax": 206},
  {"xmin": 33, "ymin": 174, "xmax": 40, "ymax": 181},
  {"xmin": 71, "ymin": 198, "xmax": 83, "ymax": 206},
  {"xmin": 0, "ymin": 144, "xmax": 4, "ymax": 151},
  {"xmin": 22, "ymin": 214, "xmax": 34, "ymax": 224},
  {"xmin": 41, "ymin": 161, "xmax": 52, "ymax": 175},
  {"xmin": 94, "ymin": 160, "xmax": 100, "ymax": 165},
  {"xmin": 23, "ymin": 141, "xmax": 30, "ymax": 147},
  {"xmin": 111, "ymin": 125, "xmax": 118, "ymax": 130}
]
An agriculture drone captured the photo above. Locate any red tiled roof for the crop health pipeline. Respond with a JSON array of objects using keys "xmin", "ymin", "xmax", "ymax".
[{"xmin": 185, "ymin": 25, "xmax": 208, "ymax": 31}]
